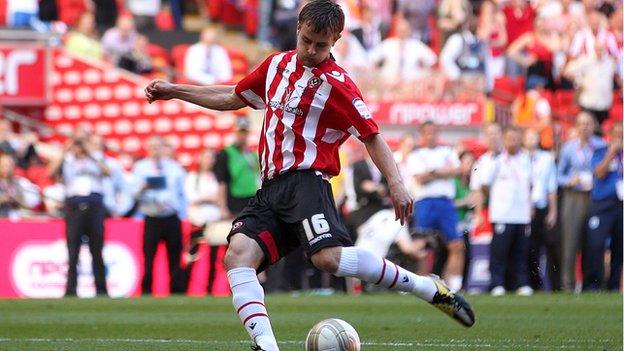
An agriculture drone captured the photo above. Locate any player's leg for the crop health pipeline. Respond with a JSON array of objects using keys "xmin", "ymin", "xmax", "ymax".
[
  {"xmin": 312, "ymin": 245, "xmax": 474, "ymax": 327},
  {"xmin": 224, "ymin": 195, "xmax": 287, "ymax": 351},
  {"xmin": 224, "ymin": 234, "xmax": 279, "ymax": 350},
  {"xmin": 436, "ymin": 198, "xmax": 465, "ymax": 292}
]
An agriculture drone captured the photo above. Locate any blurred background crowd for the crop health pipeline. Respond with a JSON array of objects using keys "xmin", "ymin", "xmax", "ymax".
[{"xmin": 0, "ymin": 0, "xmax": 621, "ymax": 297}]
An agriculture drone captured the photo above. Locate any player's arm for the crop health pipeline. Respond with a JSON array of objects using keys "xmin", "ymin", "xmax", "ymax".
[
  {"xmin": 363, "ymin": 134, "xmax": 413, "ymax": 226},
  {"xmin": 144, "ymin": 80, "xmax": 246, "ymax": 111}
]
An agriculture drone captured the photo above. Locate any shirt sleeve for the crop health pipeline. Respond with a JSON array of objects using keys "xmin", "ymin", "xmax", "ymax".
[
  {"xmin": 591, "ymin": 147, "xmax": 607, "ymax": 172},
  {"xmin": 557, "ymin": 144, "xmax": 572, "ymax": 186},
  {"xmin": 335, "ymin": 81, "xmax": 380, "ymax": 141},
  {"xmin": 234, "ymin": 53, "xmax": 277, "ymax": 109}
]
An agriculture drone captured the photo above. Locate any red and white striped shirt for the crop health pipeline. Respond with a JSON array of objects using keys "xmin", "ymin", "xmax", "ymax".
[
  {"xmin": 569, "ymin": 28, "xmax": 619, "ymax": 59},
  {"xmin": 235, "ymin": 50, "xmax": 379, "ymax": 181}
]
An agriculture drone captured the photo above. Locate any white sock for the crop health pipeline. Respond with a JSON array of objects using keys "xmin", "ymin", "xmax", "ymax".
[
  {"xmin": 227, "ymin": 267, "xmax": 279, "ymax": 351},
  {"xmin": 446, "ymin": 275, "xmax": 463, "ymax": 293},
  {"xmin": 335, "ymin": 247, "xmax": 438, "ymax": 301}
]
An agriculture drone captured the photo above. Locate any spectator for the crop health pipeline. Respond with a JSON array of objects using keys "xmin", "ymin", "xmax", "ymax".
[
  {"xmin": 346, "ymin": 154, "xmax": 389, "ymax": 234},
  {"xmin": 117, "ymin": 34, "xmax": 155, "ymax": 74},
  {"xmin": 564, "ymin": 40, "xmax": 617, "ymax": 131},
  {"xmin": 557, "ymin": 112, "xmax": 606, "ymax": 291},
  {"xmin": 184, "ymin": 25, "xmax": 233, "ymax": 85},
  {"xmin": 406, "ymin": 121, "xmax": 464, "ymax": 292},
  {"xmin": 133, "ymin": 136, "xmax": 187, "ymax": 295},
  {"xmin": 93, "ymin": 0, "xmax": 118, "ymax": 34},
  {"xmin": 507, "ymin": 15, "xmax": 562, "ymax": 91},
  {"xmin": 393, "ymin": 132, "xmax": 416, "ymax": 187},
  {"xmin": 478, "ymin": 126, "xmax": 534, "ymax": 296},
  {"xmin": 511, "ymin": 87, "xmax": 552, "ymax": 128},
  {"xmin": 185, "ymin": 148, "xmax": 221, "ymax": 293},
  {"xmin": 6, "ymin": 0, "xmax": 40, "ymax": 28},
  {"xmin": 65, "ymin": 12, "xmax": 103, "ymax": 61},
  {"xmin": 214, "ymin": 118, "xmax": 259, "ymax": 219},
  {"xmin": 127, "ymin": 0, "xmax": 161, "ymax": 32},
  {"xmin": 477, "ymin": 0, "xmax": 508, "ymax": 89},
  {"xmin": 355, "ymin": 4, "xmax": 387, "ymax": 51},
  {"xmin": 569, "ymin": 9, "xmax": 618, "ymax": 59},
  {"xmin": 369, "ymin": 17, "xmax": 436, "ymax": 88},
  {"xmin": 89, "ymin": 134, "xmax": 132, "ymax": 217},
  {"xmin": 523, "ymin": 128, "xmax": 559, "ymax": 291},
  {"xmin": 0, "ymin": 120, "xmax": 20, "ymax": 157},
  {"xmin": 0, "ymin": 154, "xmax": 40, "ymax": 219},
  {"xmin": 454, "ymin": 150, "xmax": 475, "ymax": 234},
  {"xmin": 470, "ymin": 123, "xmax": 504, "ymax": 229},
  {"xmin": 440, "ymin": 18, "xmax": 487, "ymax": 83},
  {"xmin": 583, "ymin": 123, "xmax": 622, "ymax": 291},
  {"xmin": 49, "ymin": 136, "xmax": 111, "ymax": 297},
  {"xmin": 437, "ymin": 0, "xmax": 472, "ymax": 46},
  {"xmin": 503, "ymin": 0, "xmax": 536, "ymax": 76},
  {"xmin": 332, "ymin": 30, "xmax": 369, "ymax": 80},
  {"xmin": 101, "ymin": 15, "xmax": 138, "ymax": 65},
  {"xmin": 269, "ymin": 0, "xmax": 301, "ymax": 51},
  {"xmin": 609, "ymin": 7, "xmax": 622, "ymax": 85},
  {"xmin": 396, "ymin": 0, "xmax": 436, "ymax": 44}
]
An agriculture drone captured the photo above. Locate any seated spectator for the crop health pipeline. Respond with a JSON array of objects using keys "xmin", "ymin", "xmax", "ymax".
[
  {"xmin": 569, "ymin": 9, "xmax": 618, "ymax": 59},
  {"xmin": 478, "ymin": 0, "xmax": 508, "ymax": 90},
  {"xmin": 332, "ymin": 30, "xmax": 369, "ymax": 81},
  {"xmin": 437, "ymin": 0, "xmax": 472, "ymax": 46},
  {"xmin": 184, "ymin": 25, "xmax": 233, "ymax": 85},
  {"xmin": 65, "ymin": 11, "xmax": 103, "ymax": 61},
  {"xmin": 354, "ymin": 4, "xmax": 387, "ymax": 51},
  {"xmin": 440, "ymin": 18, "xmax": 487, "ymax": 82},
  {"xmin": 118, "ymin": 34, "xmax": 154, "ymax": 74},
  {"xmin": 127, "ymin": 0, "xmax": 161, "ymax": 32},
  {"xmin": 503, "ymin": 0, "xmax": 537, "ymax": 77},
  {"xmin": 101, "ymin": 15, "xmax": 138, "ymax": 65},
  {"xmin": 609, "ymin": 7, "xmax": 622, "ymax": 85},
  {"xmin": 0, "ymin": 154, "xmax": 41, "ymax": 219},
  {"xmin": 269, "ymin": 0, "xmax": 301, "ymax": 51},
  {"xmin": 507, "ymin": 15, "xmax": 562, "ymax": 91},
  {"xmin": 511, "ymin": 87, "xmax": 552, "ymax": 128},
  {"xmin": 0, "ymin": 120, "xmax": 20, "ymax": 157},
  {"xmin": 369, "ymin": 17, "xmax": 436, "ymax": 88},
  {"xmin": 565, "ymin": 41, "xmax": 617, "ymax": 131},
  {"xmin": 396, "ymin": 0, "xmax": 436, "ymax": 44}
]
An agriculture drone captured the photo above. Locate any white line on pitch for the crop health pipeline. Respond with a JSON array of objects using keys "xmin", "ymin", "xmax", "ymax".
[{"xmin": 0, "ymin": 337, "xmax": 608, "ymax": 349}]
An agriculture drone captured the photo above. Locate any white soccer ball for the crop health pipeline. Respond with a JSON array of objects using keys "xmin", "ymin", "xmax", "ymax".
[{"xmin": 305, "ymin": 318, "xmax": 361, "ymax": 351}]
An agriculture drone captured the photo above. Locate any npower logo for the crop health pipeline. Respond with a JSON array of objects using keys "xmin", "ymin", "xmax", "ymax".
[
  {"xmin": 11, "ymin": 240, "xmax": 138, "ymax": 298},
  {"xmin": 0, "ymin": 49, "xmax": 38, "ymax": 95}
]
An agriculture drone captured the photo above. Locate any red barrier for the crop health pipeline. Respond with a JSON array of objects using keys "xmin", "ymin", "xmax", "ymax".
[{"xmin": 0, "ymin": 219, "xmax": 229, "ymax": 298}]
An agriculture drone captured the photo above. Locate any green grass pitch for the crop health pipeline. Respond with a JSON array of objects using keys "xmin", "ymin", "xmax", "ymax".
[{"xmin": 0, "ymin": 293, "xmax": 621, "ymax": 350}]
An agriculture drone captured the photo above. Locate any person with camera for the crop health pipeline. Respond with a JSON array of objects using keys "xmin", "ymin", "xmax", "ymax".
[
  {"xmin": 49, "ymin": 135, "xmax": 111, "ymax": 297},
  {"xmin": 132, "ymin": 136, "xmax": 187, "ymax": 295}
]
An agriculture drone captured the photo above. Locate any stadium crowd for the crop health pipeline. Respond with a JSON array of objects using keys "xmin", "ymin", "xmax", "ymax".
[{"xmin": 0, "ymin": 0, "xmax": 622, "ymax": 295}]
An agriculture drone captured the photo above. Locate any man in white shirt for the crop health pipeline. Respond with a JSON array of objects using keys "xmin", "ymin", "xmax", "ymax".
[
  {"xmin": 477, "ymin": 126, "xmax": 534, "ymax": 296},
  {"xmin": 407, "ymin": 121, "xmax": 463, "ymax": 291},
  {"xmin": 470, "ymin": 123, "xmax": 503, "ymax": 228},
  {"xmin": 369, "ymin": 17, "xmax": 436, "ymax": 86},
  {"xmin": 184, "ymin": 25, "xmax": 233, "ymax": 86},
  {"xmin": 523, "ymin": 128, "xmax": 559, "ymax": 291}
]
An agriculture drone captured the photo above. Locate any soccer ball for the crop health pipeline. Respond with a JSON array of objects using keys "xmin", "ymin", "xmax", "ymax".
[{"xmin": 305, "ymin": 318, "xmax": 361, "ymax": 351}]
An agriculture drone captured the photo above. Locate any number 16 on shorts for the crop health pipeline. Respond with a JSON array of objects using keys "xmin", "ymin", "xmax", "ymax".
[{"xmin": 302, "ymin": 214, "xmax": 332, "ymax": 245}]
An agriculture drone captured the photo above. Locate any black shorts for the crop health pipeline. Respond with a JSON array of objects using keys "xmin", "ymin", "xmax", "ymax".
[{"xmin": 227, "ymin": 170, "xmax": 352, "ymax": 272}]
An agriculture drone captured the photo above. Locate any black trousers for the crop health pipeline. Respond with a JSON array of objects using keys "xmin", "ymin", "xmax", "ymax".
[
  {"xmin": 583, "ymin": 199, "xmax": 623, "ymax": 291},
  {"xmin": 65, "ymin": 202, "xmax": 107, "ymax": 296},
  {"xmin": 528, "ymin": 207, "xmax": 561, "ymax": 291},
  {"xmin": 141, "ymin": 214, "xmax": 185, "ymax": 294},
  {"xmin": 490, "ymin": 223, "xmax": 530, "ymax": 289}
]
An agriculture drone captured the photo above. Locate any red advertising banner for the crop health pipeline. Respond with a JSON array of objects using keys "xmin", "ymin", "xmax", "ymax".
[
  {"xmin": 0, "ymin": 44, "xmax": 48, "ymax": 105},
  {"xmin": 368, "ymin": 100, "xmax": 484, "ymax": 126},
  {"xmin": 0, "ymin": 219, "xmax": 229, "ymax": 298}
]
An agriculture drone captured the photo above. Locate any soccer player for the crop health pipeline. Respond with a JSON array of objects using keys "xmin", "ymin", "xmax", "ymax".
[{"xmin": 145, "ymin": 1, "xmax": 475, "ymax": 349}]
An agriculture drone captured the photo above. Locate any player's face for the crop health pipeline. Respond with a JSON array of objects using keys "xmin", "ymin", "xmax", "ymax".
[{"xmin": 296, "ymin": 22, "xmax": 340, "ymax": 67}]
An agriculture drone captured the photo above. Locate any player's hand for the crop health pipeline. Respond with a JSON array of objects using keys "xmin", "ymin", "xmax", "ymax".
[
  {"xmin": 144, "ymin": 80, "xmax": 176, "ymax": 103},
  {"xmin": 388, "ymin": 182, "xmax": 413, "ymax": 226}
]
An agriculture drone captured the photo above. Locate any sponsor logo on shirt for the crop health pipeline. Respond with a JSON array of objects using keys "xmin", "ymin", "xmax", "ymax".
[
  {"xmin": 352, "ymin": 98, "xmax": 372, "ymax": 119},
  {"xmin": 308, "ymin": 233, "xmax": 332, "ymax": 246},
  {"xmin": 269, "ymin": 88, "xmax": 304, "ymax": 116}
]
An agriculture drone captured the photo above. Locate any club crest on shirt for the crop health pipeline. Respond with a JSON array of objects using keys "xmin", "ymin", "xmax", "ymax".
[
  {"xmin": 308, "ymin": 76, "xmax": 321, "ymax": 88},
  {"xmin": 352, "ymin": 98, "xmax": 372, "ymax": 119}
]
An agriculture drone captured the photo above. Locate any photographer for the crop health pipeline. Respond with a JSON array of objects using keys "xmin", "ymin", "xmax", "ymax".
[
  {"xmin": 0, "ymin": 154, "xmax": 41, "ymax": 219},
  {"xmin": 49, "ymin": 136, "xmax": 111, "ymax": 297}
]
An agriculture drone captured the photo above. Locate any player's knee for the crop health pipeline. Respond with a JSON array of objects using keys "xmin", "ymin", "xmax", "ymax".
[
  {"xmin": 224, "ymin": 233, "xmax": 262, "ymax": 271},
  {"xmin": 310, "ymin": 247, "xmax": 341, "ymax": 273}
]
